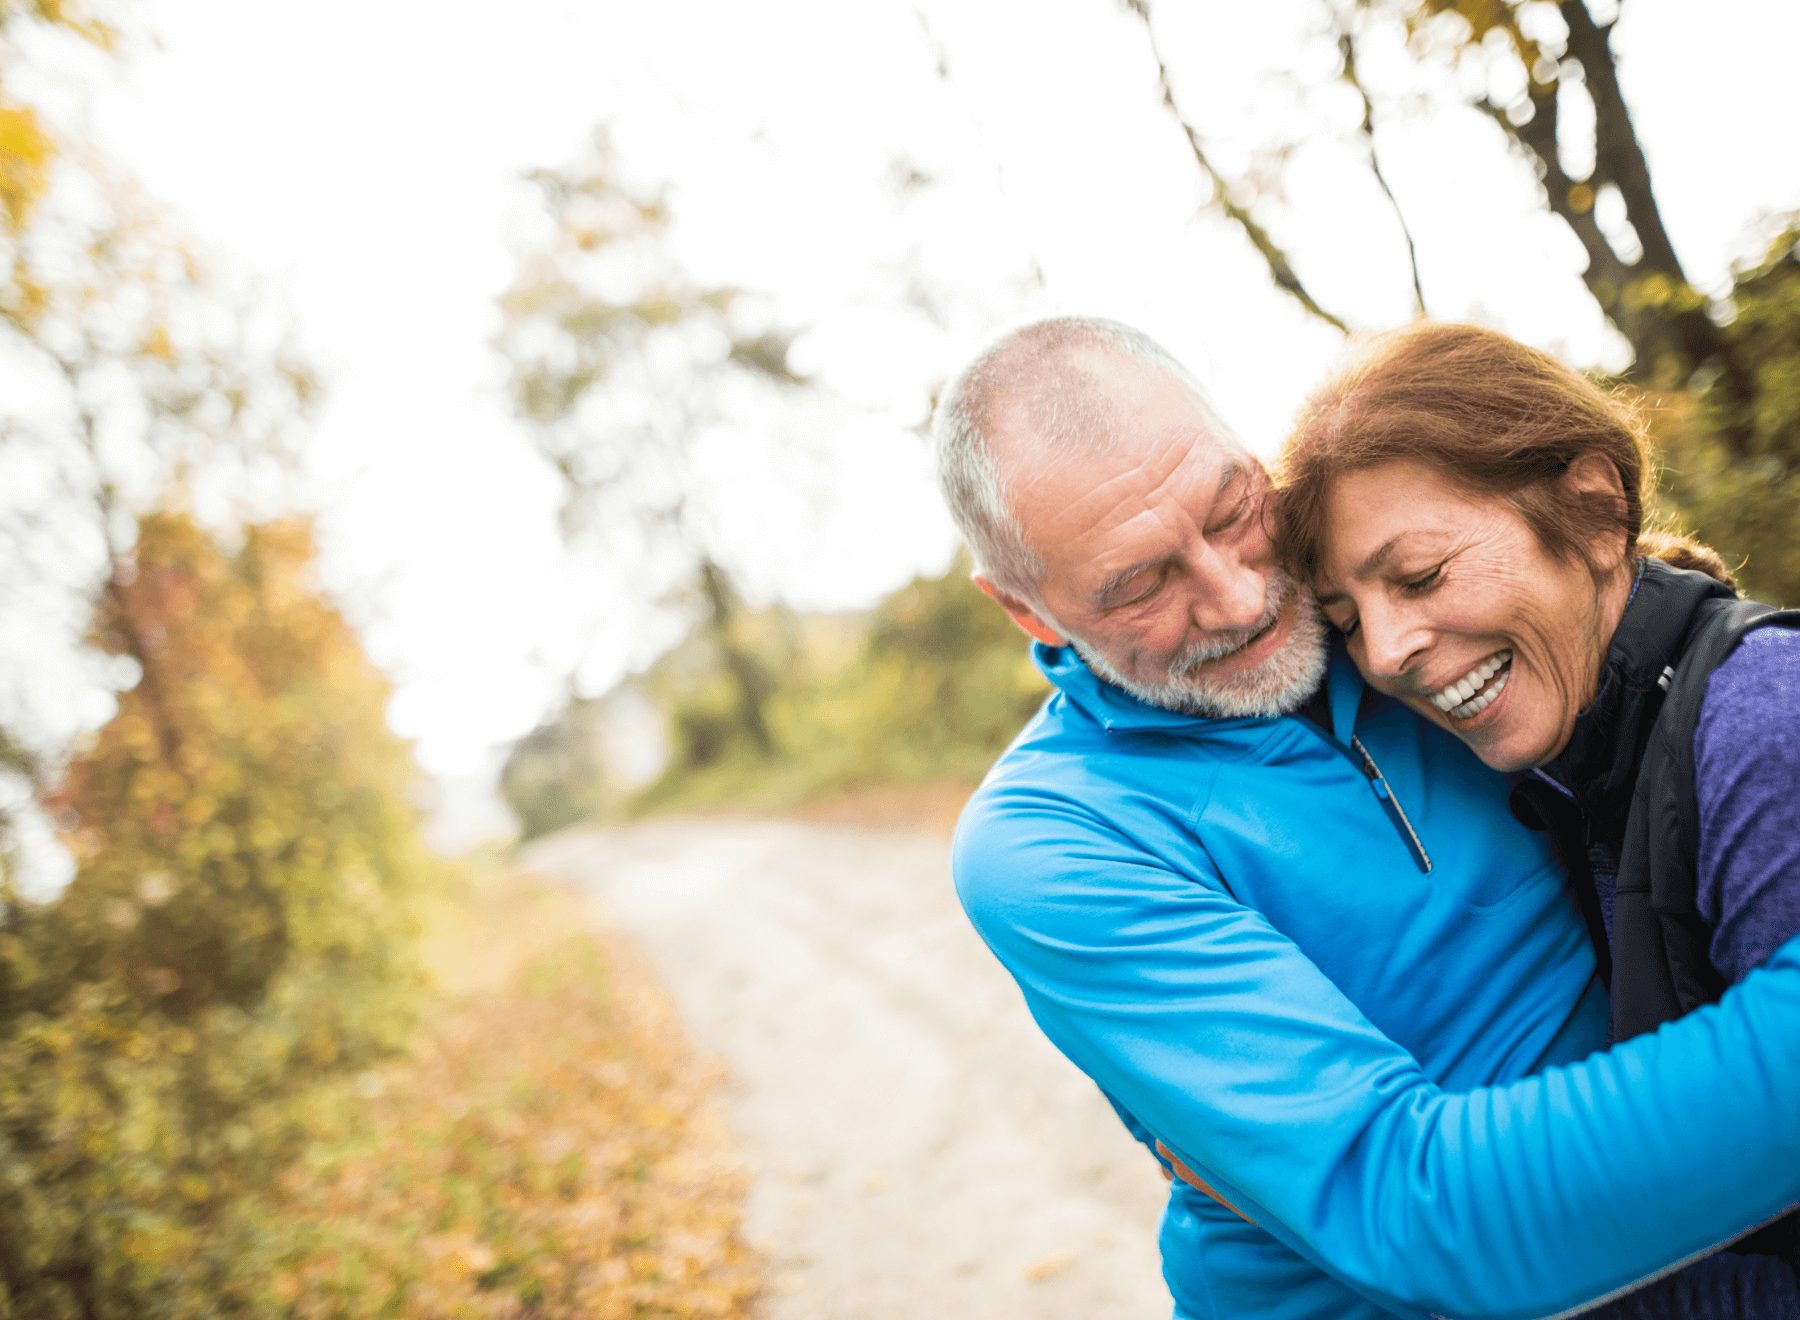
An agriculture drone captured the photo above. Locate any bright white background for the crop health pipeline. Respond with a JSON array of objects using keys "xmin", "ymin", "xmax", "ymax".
[{"xmin": 78, "ymin": 0, "xmax": 1800, "ymax": 820}]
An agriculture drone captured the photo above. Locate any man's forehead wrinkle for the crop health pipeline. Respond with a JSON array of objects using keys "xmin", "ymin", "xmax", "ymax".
[
  {"xmin": 1021, "ymin": 416, "xmax": 1231, "ymax": 526},
  {"xmin": 1064, "ymin": 449, "xmax": 1217, "ymax": 603},
  {"xmin": 974, "ymin": 338, "xmax": 1250, "ymax": 592}
]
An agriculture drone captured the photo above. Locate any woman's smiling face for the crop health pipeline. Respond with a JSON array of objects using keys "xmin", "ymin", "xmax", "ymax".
[{"xmin": 1314, "ymin": 459, "xmax": 1631, "ymax": 772}]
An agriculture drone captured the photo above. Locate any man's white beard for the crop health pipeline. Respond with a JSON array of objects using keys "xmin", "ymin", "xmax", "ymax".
[{"xmin": 1072, "ymin": 571, "xmax": 1329, "ymax": 719}]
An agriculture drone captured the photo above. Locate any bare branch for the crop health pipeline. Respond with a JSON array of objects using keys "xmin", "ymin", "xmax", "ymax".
[
  {"xmin": 1483, "ymin": 87, "xmax": 1755, "ymax": 455},
  {"xmin": 1558, "ymin": 0, "xmax": 1686, "ymax": 282},
  {"xmin": 1544, "ymin": 6, "xmax": 1750, "ymax": 446},
  {"xmin": 1121, "ymin": 0, "xmax": 1349, "ymax": 334},
  {"xmin": 59, "ymin": 352, "xmax": 188, "ymax": 775},
  {"xmin": 1337, "ymin": 21, "xmax": 1425, "ymax": 314},
  {"xmin": 1482, "ymin": 90, "xmax": 1636, "ymax": 312},
  {"xmin": 911, "ymin": 4, "xmax": 951, "ymax": 80}
]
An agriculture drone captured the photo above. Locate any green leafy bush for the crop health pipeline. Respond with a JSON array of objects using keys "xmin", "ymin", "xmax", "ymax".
[
  {"xmin": 0, "ymin": 512, "xmax": 437, "ymax": 1317},
  {"xmin": 614, "ymin": 558, "xmax": 1047, "ymax": 819},
  {"xmin": 1656, "ymin": 222, "xmax": 1800, "ymax": 605}
]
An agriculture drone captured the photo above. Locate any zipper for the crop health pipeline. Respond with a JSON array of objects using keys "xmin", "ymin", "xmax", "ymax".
[
  {"xmin": 1297, "ymin": 702, "xmax": 1434, "ymax": 875},
  {"xmin": 1348, "ymin": 734, "xmax": 1433, "ymax": 874},
  {"xmin": 1530, "ymin": 765, "xmax": 1577, "ymax": 800}
]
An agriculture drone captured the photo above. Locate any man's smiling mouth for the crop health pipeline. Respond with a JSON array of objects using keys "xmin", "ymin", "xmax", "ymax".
[{"xmin": 1173, "ymin": 613, "xmax": 1286, "ymax": 682}]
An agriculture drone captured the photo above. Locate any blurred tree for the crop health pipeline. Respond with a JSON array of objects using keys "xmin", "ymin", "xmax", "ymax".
[
  {"xmin": 0, "ymin": 0, "xmax": 315, "ymax": 864},
  {"xmin": 40, "ymin": 512, "xmax": 428, "ymax": 1024},
  {"xmin": 1118, "ymin": 0, "xmax": 1800, "ymax": 600},
  {"xmin": 1355, "ymin": 2, "xmax": 1750, "ymax": 418},
  {"xmin": 1652, "ymin": 221, "xmax": 1800, "ymax": 595},
  {"xmin": 1, "ymin": 510, "xmax": 434, "ymax": 1316},
  {"xmin": 0, "ymin": 0, "xmax": 119, "ymax": 857},
  {"xmin": 0, "ymin": 1, "xmax": 119, "ymax": 232},
  {"xmin": 838, "ymin": 555, "xmax": 1050, "ymax": 781},
  {"xmin": 500, "ymin": 693, "xmax": 613, "ymax": 842},
  {"xmin": 643, "ymin": 601, "xmax": 818, "ymax": 777},
  {"xmin": 498, "ymin": 131, "xmax": 807, "ymax": 760},
  {"xmin": 1123, "ymin": 0, "xmax": 1734, "ymax": 384},
  {"xmin": 585, "ymin": 557, "xmax": 1045, "ymax": 816},
  {"xmin": 0, "ymin": 8, "xmax": 430, "ymax": 1308}
]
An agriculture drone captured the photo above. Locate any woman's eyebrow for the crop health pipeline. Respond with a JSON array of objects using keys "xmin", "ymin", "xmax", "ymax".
[
  {"xmin": 1352, "ymin": 535, "xmax": 1407, "ymax": 581},
  {"xmin": 1339, "ymin": 529, "xmax": 1456, "ymax": 588},
  {"xmin": 1319, "ymin": 530, "xmax": 1451, "ymax": 604}
]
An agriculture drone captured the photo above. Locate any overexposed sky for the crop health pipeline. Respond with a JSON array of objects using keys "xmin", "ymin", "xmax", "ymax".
[{"xmin": 83, "ymin": 0, "xmax": 1800, "ymax": 779}]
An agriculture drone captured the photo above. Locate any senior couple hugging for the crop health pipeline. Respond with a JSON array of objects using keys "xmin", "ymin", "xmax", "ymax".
[{"xmin": 935, "ymin": 317, "xmax": 1800, "ymax": 1320}]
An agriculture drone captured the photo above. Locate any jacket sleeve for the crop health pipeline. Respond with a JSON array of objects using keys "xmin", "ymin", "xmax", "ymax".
[{"xmin": 954, "ymin": 792, "xmax": 1800, "ymax": 1320}]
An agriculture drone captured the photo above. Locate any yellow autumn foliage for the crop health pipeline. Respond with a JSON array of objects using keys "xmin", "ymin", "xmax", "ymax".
[
  {"xmin": 232, "ymin": 874, "xmax": 764, "ymax": 1318},
  {"xmin": 0, "ymin": 510, "xmax": 438, "ymax": 1316},
  {"xmin": 2, "ymin": 510, "xmax": 763, "ymax": 1317}
]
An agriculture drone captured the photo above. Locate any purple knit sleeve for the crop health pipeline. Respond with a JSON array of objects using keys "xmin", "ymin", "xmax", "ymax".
[{"xmin": 1693, "ymin": 624, "xmax": 1800, "ymax": 984}]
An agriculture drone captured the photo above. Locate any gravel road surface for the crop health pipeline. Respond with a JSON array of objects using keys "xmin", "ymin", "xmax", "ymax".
[{"xmin": 521, "ymin": 817, "xmax": 1170, "ymax": 1319}]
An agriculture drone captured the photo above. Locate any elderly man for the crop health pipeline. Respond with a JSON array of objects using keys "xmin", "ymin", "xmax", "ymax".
[{"xmin": 937, "ymin": 316, "xmax": 1800, "ymax": 1319}]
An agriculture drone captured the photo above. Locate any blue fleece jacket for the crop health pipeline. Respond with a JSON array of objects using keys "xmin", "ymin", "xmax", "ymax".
[{"xmin": 953, "ymin": 639, "xmax": 1800, "ymax": 1319}]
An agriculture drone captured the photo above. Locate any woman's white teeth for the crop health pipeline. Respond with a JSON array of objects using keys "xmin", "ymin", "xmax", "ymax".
[
  {"xmin": 1453, "ymin": 669, "xmax": 1508, "ymax": 718},
  {"xmin": 1429, "ymin": 650, "xmax": 1513, "ymax": 715}
]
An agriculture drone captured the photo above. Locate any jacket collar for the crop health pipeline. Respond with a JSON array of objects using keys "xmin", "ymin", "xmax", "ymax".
[
  {"xmin": 1033, "ymin": 636, "xmax": 1362, "ymax": 737},
  {"xmin": 1542, "ymin": 557, "xmax": 1736, "ymax": 838}
]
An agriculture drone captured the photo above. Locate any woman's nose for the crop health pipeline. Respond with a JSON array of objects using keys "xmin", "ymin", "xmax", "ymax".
[{"xmin": 1359, "ymin": 604, "xmax": 1425, "ymax": 682}]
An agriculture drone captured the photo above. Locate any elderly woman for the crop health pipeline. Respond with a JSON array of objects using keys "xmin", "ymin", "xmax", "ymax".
[{"xmin": 1275, "ymin": 320, "xmax": 1800, "ymax": 1312}]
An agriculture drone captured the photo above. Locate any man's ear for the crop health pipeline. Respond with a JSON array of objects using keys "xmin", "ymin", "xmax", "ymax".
[
  {"xmin": 973, "ymin": 573, "xmax": 1068, "ymax": 647},
  {"xmin": 1561, "ymin": 452, "xmax": 1631, "ymax": 568}
]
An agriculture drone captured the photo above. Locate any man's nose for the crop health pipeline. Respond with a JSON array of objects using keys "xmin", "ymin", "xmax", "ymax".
[{"xmin": 1190, "ymin": 557, "xmax": 1268, "ymax": 634}]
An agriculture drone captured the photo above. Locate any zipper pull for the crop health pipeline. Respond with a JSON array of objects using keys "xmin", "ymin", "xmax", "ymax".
[{"xmin": 1351, "ymin": 736, "xmax": 1433, "ymax": 875}]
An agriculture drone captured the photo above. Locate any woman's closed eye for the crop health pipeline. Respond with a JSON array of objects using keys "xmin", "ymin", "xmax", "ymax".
[
  {"xmin": 1398, "ymin": 564, "xmax": 1444, "ymax": 596},
  {"xmin": 1325, "ymin": 566, "xmax": 1441, "ymax": 635}
]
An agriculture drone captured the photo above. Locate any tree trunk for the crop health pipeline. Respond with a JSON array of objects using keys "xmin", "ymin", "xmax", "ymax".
[
  {"xmin": 1532, "ymin": 4, "xmax": 1755, "ymax": 451},
  {"xmin": 696, "ymin": 556, "xmax": 776, "ymax": 758}
]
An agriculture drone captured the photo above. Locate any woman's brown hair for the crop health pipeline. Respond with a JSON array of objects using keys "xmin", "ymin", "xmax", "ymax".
[{"xmin": 1273, "ymin": 321, "xmax": 1732, "ymax": 589}]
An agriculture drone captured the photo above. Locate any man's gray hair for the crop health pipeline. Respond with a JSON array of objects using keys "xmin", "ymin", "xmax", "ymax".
[{"xmin": 931, "ymin": 316, "xmax": 1227, "ymax": 598}]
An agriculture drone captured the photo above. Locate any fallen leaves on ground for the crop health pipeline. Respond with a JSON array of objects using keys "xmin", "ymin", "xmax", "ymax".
[
  {"xmin": 247, "ymin": 870, "xmax": 764, "ymax": 1317},
  {"xmin": 1022, "ymin": 1250, "xmax": 1076, "ymax": 1283}
]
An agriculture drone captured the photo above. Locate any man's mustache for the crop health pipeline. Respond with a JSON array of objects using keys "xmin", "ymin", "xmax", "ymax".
[{"xmin": 1169, "ymin": 573, "xmax": 1295, "ymax": 673}]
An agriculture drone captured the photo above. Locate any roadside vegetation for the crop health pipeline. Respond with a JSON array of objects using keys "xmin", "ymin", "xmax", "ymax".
[
  {"xmin": 502, "ymin": 559, "xmax": 1050, "ymax": 839},
  {"xmin": 0, "ymin": 512, "xmax": 762, "ymax": 1317},
  {"xmin": 230, "ymin": 868, "xmax": 762, "ymax": 1320}
]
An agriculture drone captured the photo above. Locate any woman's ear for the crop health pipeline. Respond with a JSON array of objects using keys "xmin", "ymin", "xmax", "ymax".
[{"xmin": 1561, "ymin": 452, "xmax": 1630, "ymax": 570}]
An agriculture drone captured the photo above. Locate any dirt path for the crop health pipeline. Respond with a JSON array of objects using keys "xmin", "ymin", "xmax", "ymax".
[{"xmin": 521, "ymin": 817, "xmax": 1170, "ymax": 1319}]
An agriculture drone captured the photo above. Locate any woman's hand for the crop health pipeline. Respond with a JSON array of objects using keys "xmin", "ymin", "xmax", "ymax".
[{"xmin": 1155, "ymin": 1141, "xmax": 1252, "ymax": 1222}]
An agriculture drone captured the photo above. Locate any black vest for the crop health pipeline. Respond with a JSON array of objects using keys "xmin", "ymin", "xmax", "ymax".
[
  {"xmin": 1521, "ymin": 558, "xmax": 1800, "ymax": 1037},
  {"xmin": 1513, "ymin": 559, "xmax": 1800, "ymax": 1262}
]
